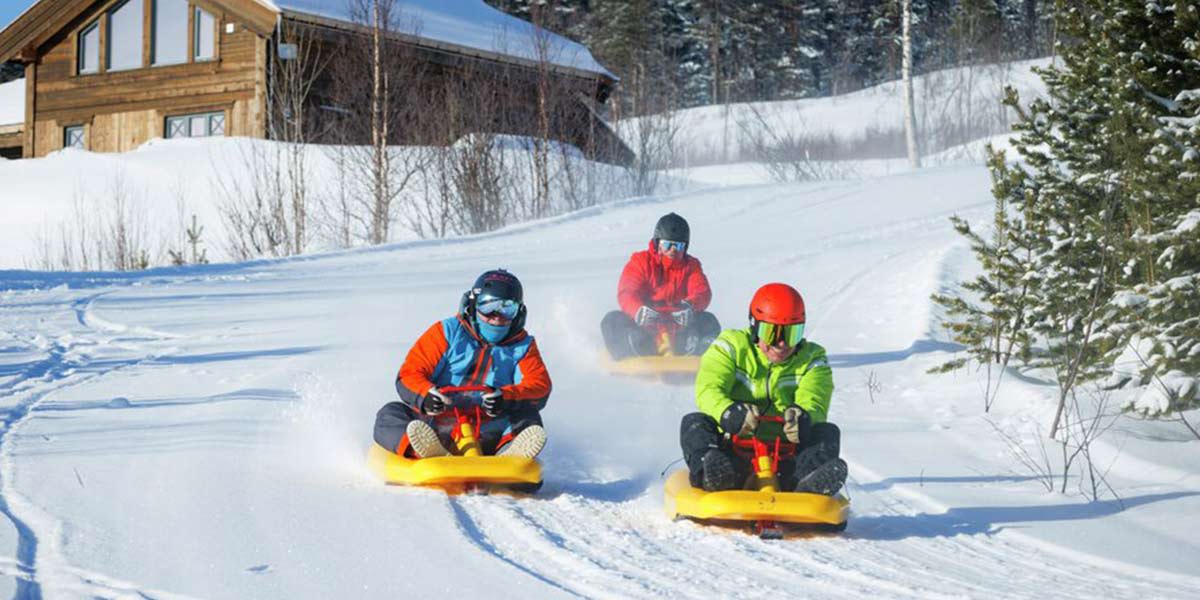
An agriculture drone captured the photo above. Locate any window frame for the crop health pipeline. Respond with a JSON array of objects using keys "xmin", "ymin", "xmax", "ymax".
[
  {"xmin": 77, "ymin": 21, "xmax": 101, "ymax": 75},
  {"xmin": 193, "ymin": 6, "xmax": 216, "ymax": 62},
  {"xmin": 164, "ymin": 110, "xmax": 227, "ymax": 139},
  {"xmin": 151, "ymin": 0, "xmax": 190, "ymax": 67},
  {"xmin": 104, "ymin": 0, "xmax": 146, "ymax": 72},
  {"xmin": 64, "ymin": 125, "xmax": 87, "ymax": 150},
  {"xmin": 74, "ymin": 0, "xmax": 223, "ymax": 77}
]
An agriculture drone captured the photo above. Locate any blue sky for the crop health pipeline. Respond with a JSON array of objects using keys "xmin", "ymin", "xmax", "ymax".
[{"xmin": 2, "ymin": 1, "xmax": 38, "ymax": 33}]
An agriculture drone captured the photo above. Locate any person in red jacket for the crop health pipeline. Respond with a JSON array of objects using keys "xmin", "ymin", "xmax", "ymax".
[{"xmin": 602, "ymin": 213, "xmax": 721, "ymax": 358}]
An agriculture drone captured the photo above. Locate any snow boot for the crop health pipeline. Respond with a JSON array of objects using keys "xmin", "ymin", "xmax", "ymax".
[
  {"xmin": 700, "ymin": 448, "xmax": 744, "ymax": 491},
  {"xmin": 406, "ymin": 420, "xmax": 450, "ymax": 458},
  {"xmin": 794, "ymin": 458, "xmax": 847, "ymax": 496},
  {"xmin": 497, "ymin": 425, "xmax": 546, "ymax": 459}
]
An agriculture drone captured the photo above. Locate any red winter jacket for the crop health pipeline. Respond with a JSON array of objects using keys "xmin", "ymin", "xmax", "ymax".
[{"xmin": 617, "ymin": 241, "xmax": 713, "ymax": 319}]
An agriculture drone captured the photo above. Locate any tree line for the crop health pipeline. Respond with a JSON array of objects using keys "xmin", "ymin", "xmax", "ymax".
[{"xmin": 486, "ymin": 0, "xmax": 1057, "ymax": 117}]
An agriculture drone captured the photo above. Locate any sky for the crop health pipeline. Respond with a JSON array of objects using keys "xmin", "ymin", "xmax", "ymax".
[{"xmin": 1, "ymin": 1, "xmax": 37, "ymax": 32}]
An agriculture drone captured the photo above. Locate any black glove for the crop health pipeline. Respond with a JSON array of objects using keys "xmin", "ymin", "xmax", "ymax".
[
  {"xmin": 421, "ymin": 387, "xmax": 450, "ymax": 416},
  {"xmin": 481, "ymin": 388, "xmax": 507, "ymax": 417},
  {"xmin": 671, "ymin": 302, "xmax": 694, "ymax": 327},
  {"xmin": 635, "ymin": 305, "xmax": 662, "ymax": 326},
  {"xmin": 783, "ymin": 405, "xmax": 811, "ymax": 444},
  {"xmin": 720, "ymin": 402, "xmax": 760, "ymax": 438}
]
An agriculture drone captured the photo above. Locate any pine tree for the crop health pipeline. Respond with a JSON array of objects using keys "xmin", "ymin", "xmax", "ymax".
[{"xmin": 937, "ymin": 0, "xmax": 1200, "ymax": 425}]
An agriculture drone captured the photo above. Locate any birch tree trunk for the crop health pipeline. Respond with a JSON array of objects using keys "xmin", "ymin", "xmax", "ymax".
[{"xmin": 901, "ymin": 0, "xmax": 921, "ymax": 169}]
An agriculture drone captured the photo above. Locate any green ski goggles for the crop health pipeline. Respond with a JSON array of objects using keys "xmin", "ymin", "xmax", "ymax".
[{"xmin": 756, "ymin": 321, "xmax": 805, "ymax": 347}]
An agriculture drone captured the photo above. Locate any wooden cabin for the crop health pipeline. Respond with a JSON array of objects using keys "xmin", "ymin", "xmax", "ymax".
[{"xmin": 0, "ymin": 0, "xmax": 632, "ymax": 163}]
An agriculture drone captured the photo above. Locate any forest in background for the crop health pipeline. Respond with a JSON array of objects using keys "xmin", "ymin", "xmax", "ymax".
[{"xmin": 486, "ymin": 0, "xmax": 1056, "ymax": 117}]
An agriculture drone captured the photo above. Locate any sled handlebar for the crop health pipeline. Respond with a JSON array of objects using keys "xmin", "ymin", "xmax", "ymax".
[{"xmin": 437, "ymin": 385, "xmax": 492, "ymax": 395}]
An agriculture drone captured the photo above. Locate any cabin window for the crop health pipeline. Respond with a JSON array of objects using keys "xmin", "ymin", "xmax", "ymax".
[
  {"xmin": 194, "ymin": 7, "xmax": 216, "ymax": 61},
  {"xmin": 78, "ymin": 22, "xmax": 100, "ymax": 74},
  {"xmin": 106, "ymin": 0, "xmax": 145, "ymax": 71},
  {"xmin": 166, "ymin": 112, "xmax": 225, "ymax": 139},
  {"xmin": 64, "ymin": 126, "xmax": 86, "ymax": 149},
  {"xmin": 152, "ymin": 0, "xmax": 189, "ymax": 66}
]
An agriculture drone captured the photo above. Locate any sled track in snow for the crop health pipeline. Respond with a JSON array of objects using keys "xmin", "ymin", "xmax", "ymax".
[
  {"xmin": 0, "ymin": 293, "xmax": 182, "ymax": 599},
  {"xmin": 449, "ymin": 476, "xmax": 1200, "ymax": 600}
]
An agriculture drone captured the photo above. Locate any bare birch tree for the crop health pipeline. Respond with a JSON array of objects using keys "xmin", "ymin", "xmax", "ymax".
[{"xmin": 901, "ymin": 0, "xmax": 921, "ymax": 169}]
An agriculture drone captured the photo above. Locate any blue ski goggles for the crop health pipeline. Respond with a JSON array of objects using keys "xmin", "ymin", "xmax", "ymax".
[
  {"xmin": 756, "ymin": 321, "xmax": 804, "ymax": 347},
  {"xmin": 658, "ymin": 239, "xmax": 687, "ymax": 253},
  {"xmin": 476, "ymin": 295, "xmax": 521, "ymax": 320}
]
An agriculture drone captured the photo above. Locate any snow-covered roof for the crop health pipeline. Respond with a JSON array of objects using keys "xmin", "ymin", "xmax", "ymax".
[
  {"xmin": 258, "ymin": 0, "xmax": 611, "ymax": 78},
  {"xmin": 0, "ymin": 77, "xmax": 24, "ymax": 126}
]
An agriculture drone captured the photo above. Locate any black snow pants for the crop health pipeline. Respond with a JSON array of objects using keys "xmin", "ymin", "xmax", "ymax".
[
  {"xmin": 601, "ymin": 310, "xmax": 721, "ymax": 360},
  {"xmin": 374, "ymin": 401, "xmax": 543, "ymax": 457},
  {"xmin": 679, "ymin": 412, "xmax": 841, "ymax": 491}
]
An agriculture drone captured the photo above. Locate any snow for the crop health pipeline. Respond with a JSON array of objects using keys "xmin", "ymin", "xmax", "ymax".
[
  {"xmin": 261, "ymin": 0, "xmax": 611, "ymax": 76},
  {"xmin": 641, "ymin": 59, "xmax": 1049, "ymax": 165},
  {"xmin": 2, "ymin": 165, "xmax": 1200, "ymax": 598},
  {"xmin": 0, "ymin": 78, "xmax": 22, "ymax": 126},
  {"xmin": 0, "ymin": 136, "xmax": 668, "ymax": 269}
]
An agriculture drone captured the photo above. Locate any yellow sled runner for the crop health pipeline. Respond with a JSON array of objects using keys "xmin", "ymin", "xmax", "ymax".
[{"xmin": 367, "ymin": 386, "xmax": 542, "ymax": 494}]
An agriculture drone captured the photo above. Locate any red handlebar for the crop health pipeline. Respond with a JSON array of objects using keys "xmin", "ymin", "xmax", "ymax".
[{"xmin": 437, "ymin": 385, "xmax": 492, "ymax": 394}]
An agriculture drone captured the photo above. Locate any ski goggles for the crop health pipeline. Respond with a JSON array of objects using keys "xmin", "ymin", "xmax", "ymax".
[
  {"xmin": 476, "ymin": 295, "xmax": 521, "ymax": 320},
  {"xmin": 756, "ymin": 321, "xmax": 805, "ymax": 347},
  {"xmin": 658, "ymin": 239, "xmax": 687, "ymax": 253}
]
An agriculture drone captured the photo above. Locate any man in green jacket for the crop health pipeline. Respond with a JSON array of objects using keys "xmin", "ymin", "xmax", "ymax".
[{"xmin": 680, "ymin": 282, "xmax": 847, "ymax": 494}]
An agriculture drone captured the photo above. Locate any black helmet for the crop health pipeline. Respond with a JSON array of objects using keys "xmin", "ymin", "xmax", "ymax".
[
  {"xmin": 472, "ymin": 269, "xmax": 523, "ymax": 303},
  {"xmin": 461, "ymin": 268, "xmax": 526, "ymax": 333},
  {"xmin": 653, "ymin": 212, "xmax": 690, "ymax": 245}
]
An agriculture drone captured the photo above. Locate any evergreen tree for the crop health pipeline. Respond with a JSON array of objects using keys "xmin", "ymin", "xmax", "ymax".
[{"xmin": 937, "ymin": 0, "xmax": 1200, "ymax": 422}]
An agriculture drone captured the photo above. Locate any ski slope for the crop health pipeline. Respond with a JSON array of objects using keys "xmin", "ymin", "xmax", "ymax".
[{"xmin": 2, "ymin": 167, "xmax": 1199, "ymax": 599}]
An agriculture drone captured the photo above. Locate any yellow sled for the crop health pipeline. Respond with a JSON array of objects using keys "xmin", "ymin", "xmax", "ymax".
[
  {"xmin": 664, "ymin": 415, "xmax": 849, "ymax": 538},
  {"xmin": 367, "ymin": 385, "xmax": 542, "ymax": 494},
  {"xmin": 601, "ymin": 325, "xmax": 704, "ymax": 383},
  {"xmin": 663, "ymin": 470, "xmax": 848, "ymax": 530},
  {"xmin": 367, "ymin": 443, "xmax": 541, "ymax": 490},
  {"xmin": 601, "ymin": 352, "xmax": 701, "ymax": 377}
]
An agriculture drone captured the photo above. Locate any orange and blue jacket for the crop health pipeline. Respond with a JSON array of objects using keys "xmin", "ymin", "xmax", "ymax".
[
  {"xmin": 395, "ymin": 314, "xmax": 552, "ymax": 412},
  {"xmin": 617, "ymin": 241, "xmax": 713, "ymax": 319}
]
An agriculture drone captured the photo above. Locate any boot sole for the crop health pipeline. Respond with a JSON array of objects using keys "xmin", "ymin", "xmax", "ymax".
[
  {"xmin": 497, "ymin": 425, "xmax": 546, "ymax": 458},
  {"xmin": 795, "ymin": 458, "xmax": 848, "ymax": 496},
  {"xmin": 406, "ymin": 420, "xmax": 450, "ymax": 458}
]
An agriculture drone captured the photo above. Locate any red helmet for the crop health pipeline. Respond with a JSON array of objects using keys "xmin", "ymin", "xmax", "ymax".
[{"xmin": 749, "ymin": 283, "xmax": 806, "ymax": 325}]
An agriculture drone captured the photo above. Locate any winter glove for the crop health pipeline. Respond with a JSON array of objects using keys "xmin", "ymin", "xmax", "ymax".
[
  {"xmin": 635, "ymin": 305, "xmax": 662, "ymax": 326},
  {"xmin": 720, "ymin": 402, "xmax": 761, "ymax": 438},
  {"xmin": 782, "ymin": 405, "xmax": 811, "ymax": 444},
  {"xmin": 671, "ymin": 302, "xmax": 694, "ymax": 328},
  {"xmin": 481, "ymin": 388, "xmax": 508, "ymax": 417},
  {"xmin": 421, "ymin": 387, "xmax": 450, "ymax": 416}
]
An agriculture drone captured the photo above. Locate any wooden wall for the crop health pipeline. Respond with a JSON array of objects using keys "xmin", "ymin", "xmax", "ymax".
[{"xmin": 29, "ymin": 0, "xmax": 266, "ymax": 157}]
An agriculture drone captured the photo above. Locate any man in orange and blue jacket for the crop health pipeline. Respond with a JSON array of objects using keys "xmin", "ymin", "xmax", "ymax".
[{"xmin": 373, "ymin": 269, "xmax": 552, "ymax": 460}]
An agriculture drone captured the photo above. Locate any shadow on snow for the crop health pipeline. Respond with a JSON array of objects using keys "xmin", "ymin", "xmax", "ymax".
[
  {"xmin": 848, "ymin": 491, "xmax": 1200, "ymax": 541},
  {"xmin": 828, "ymin": 339, "xmax": 964, "ymax": 368}
]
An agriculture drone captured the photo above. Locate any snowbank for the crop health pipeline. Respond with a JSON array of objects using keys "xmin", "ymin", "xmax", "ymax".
[
  {"xmin": 0, "ymin": 136, "xmax": 690, "ymax": 269},
  {"xmin": 630, "ymin": 59, "xmax": 1050, "ymax": 166}
]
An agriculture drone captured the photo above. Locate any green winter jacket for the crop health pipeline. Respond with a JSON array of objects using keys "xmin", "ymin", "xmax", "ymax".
[{"xmin": 695, "ymin": 328, "xmax": 834, "ymax": 439}]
